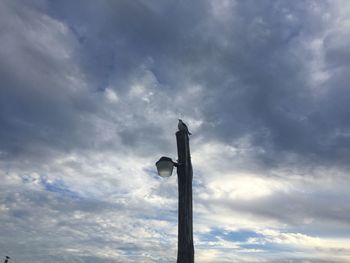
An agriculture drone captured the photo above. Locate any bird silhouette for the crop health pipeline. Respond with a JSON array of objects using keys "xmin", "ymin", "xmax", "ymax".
[{"xmin": 178, "ymin": 119, "xmax": 192, "ymax": 135}]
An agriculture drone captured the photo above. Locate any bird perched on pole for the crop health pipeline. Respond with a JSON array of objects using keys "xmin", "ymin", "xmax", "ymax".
[{"xmin": 178, "ymin": 119, "xmax": 192, "ymax": 135}]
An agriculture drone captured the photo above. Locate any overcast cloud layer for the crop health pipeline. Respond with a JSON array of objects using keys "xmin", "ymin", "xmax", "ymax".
[{"xmin": 1, "ymin": 0, "xmax": 350, "ymax": 262}]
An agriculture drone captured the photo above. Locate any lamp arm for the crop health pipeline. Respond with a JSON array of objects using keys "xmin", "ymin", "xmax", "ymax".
[
  {"xmin": 173, "ymin": 161, "xmax": 182, "ymax": 167},
  {"xmin": 173, "ymin": 161, "xmax": 183, "ymax": 168}
]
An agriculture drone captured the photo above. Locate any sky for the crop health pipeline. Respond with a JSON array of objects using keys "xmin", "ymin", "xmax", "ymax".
[{"xmin": 1, "ymin": 0, "xmax": 350, "ymax": 262}]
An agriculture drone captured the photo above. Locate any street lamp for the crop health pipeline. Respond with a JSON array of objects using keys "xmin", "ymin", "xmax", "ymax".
[
  {"xmin": 155, "ymin": 122, "xmax": 194, "ymax": 263},
  {"xmin": 156, "ymin": 156, "xmax": 176, "ymax": 177}
]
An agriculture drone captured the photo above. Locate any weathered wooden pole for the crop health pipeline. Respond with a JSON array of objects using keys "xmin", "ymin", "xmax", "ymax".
[{"xmin": 176, "ymin": 130, "xmax": 194, "ymax": 263}]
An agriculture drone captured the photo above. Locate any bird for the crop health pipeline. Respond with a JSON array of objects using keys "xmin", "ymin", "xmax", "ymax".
[{"xmin": 178, "ymin": 119, "xmax": 192, "ymax": 135}]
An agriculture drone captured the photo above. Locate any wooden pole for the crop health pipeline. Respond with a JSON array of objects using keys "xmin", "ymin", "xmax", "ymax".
[{"xmin": 176, "ymin": 130, "xmax": 194, "ymax": 263}]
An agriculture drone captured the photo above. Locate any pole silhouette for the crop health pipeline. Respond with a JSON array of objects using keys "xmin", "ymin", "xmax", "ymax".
[{"xmin": 176, "ymin": 130, "xmax": 194, "ymax": 263}]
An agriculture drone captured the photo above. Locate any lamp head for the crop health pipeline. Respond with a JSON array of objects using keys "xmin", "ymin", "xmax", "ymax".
[{"xmin": 155, "ymin": 156, "xmax": 175, "ymax": 177}]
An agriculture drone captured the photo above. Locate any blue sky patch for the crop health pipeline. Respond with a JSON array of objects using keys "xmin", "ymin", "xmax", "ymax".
[
  {"xmin": 199, "ymin": 228, "xmax": 264, "ymax": 243},
  {"xmin": 40, "ymin": 176, "xmax": 79, "ymax": 198}
]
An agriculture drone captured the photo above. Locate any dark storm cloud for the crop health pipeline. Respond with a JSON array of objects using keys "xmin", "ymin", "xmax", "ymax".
[
  {"xmin": 41, "ymin": 0, "xmax": 350, "ymax": 170},
  {"xmin": 0, "ymin": 0, "xmax": 102, "ymax": 162},
  {"xmin": 0, "ymin": 0, "xmax": 171, "ymax": 162},
  {"xmin": 0, "ymin": 0, "xmax": 348, "ymax": 171},
  {"xmin": 189, "ymin": 0, "xmax": 350, "ymax": 168},
  {"xmin": 47, "ymin": 0, "xmax": 208, "ymax": 91}
]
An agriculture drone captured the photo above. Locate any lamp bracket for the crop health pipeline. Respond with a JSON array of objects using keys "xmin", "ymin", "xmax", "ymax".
[{"xmin": 173, "ymin": 161, "xmax": 182, "ymax": 167}]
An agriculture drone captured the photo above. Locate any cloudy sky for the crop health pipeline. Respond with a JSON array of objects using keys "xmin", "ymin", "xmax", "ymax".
[{"xmin": 1, "ymin": 0, "xmax": 350, "ymax": 262}]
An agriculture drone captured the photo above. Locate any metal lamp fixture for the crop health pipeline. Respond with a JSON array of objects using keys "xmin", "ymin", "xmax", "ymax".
[{"xmin": 155, "ymin": 156, "xmax": 176, "ymax": 177}]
